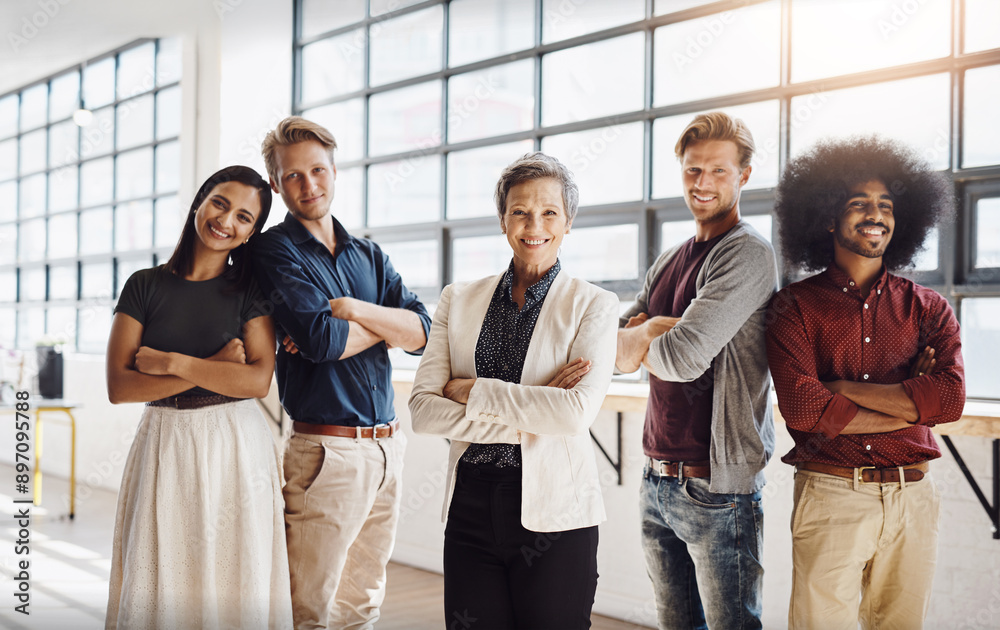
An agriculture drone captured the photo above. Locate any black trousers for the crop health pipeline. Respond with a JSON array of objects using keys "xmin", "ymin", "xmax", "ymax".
[{"xmin": 443, "ymin": 462, "xmax": 599, "ymax": 630}]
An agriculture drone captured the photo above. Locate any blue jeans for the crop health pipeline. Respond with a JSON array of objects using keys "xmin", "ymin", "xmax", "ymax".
[{"xmin": 640, "ymin": 465, "xmax": 764, "ymax": 630}]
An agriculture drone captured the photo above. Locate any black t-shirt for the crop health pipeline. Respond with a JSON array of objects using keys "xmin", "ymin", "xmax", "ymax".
[
  {"xmin": 644, "ymin": 231, "xmax": 727, "ymax": 462},
  {"xmin": 114, "ymin": 265, "xmax": 269, "ymax": 397}
]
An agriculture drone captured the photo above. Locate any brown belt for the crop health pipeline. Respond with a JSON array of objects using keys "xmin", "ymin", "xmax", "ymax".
[
  {"xmin": 648, "ymin": 458, "xmax": 711, "ymax": 479},
  {"xmin": 147, "ymin": 393, "xmax": 244, "ymax": 409},
  {"xmin": 797, "ymin": 460, "xmax": 929, "ymax": 484},
  {"xmin": 294, "ymin": 420, "xmax": 399, "ymax": 440}
]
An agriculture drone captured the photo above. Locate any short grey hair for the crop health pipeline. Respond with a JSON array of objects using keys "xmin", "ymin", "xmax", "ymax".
[{"xmin": 494, "ymin": 152, "xmax": 580, "ymax": 222}]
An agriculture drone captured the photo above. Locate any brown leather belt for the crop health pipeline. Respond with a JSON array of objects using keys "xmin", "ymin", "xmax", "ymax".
[
  {"xmin": 648, "ymin": 458, "xmax": 711, "ymax": 479},
  {"xmin": 147, "ymin": 393, "xmax": 244, "ymax": 409},
  {"xmin": 294, "ymin": 420, "xmax": 399, "ymax": 440},
  {"xmin": 797, "ymin": 460, "xmax": 929, "ymax": 484}
]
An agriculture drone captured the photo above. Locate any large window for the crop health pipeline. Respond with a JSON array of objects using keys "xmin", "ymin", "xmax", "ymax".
[
  {"xmin": 0, "ymin": 39, "xmax": 182, "ymax": 353},
  {"xmin": 294, "ymin": 0, "xmax": 1000, "ymax": 397}
]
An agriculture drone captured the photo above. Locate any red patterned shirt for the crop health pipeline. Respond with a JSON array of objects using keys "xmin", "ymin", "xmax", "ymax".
[{"xmin": 766, "ymin": 265, "xmax": 965, "ymax": 467}]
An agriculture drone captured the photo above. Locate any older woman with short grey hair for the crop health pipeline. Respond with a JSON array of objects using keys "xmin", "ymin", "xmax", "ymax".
[{"xmin": 410, "ymin": 151, "xmax": 618, "ymax": 628}]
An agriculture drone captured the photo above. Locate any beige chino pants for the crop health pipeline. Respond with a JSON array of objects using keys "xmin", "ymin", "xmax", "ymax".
[
  {"xmin": 282, "ymin": 429, "xmax": 407, "ymax": 630},
  {"xmin": 789, "ymin": 468, "xmax": 941, "ymax": 630}
]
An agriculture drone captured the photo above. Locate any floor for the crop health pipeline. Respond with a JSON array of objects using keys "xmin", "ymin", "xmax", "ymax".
[{"xmin": 0, "ymin": 464, "xmax": 647, "ymax": 629}]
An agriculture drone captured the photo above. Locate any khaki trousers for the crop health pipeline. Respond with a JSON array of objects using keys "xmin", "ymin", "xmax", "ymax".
[
  {"xmin": 789, "ymin": 468, "xmax": 940, "ymax": 630},
  {"xmin": 282, "ymin": 429, "xmax": 407, "ymax": 630}
]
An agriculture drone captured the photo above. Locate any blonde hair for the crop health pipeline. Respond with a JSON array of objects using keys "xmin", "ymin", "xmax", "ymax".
[
  {"xmin": 674, "ymin": 111, "xmax": 755, "ymax": 170},
  {"xmin": 261, "ymin": 116, "xmax": 338, "ymax": 181}
]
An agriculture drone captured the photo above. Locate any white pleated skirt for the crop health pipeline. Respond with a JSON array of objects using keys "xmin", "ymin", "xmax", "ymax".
[{"xmin": 105, "ymin": 399, "xmax": 293, "ymax": 629}]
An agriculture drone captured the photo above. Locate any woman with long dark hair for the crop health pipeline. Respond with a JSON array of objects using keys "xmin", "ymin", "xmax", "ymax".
[{"xmin": 105, "ymin": 165, "xmax": 292, "ymax": 629}]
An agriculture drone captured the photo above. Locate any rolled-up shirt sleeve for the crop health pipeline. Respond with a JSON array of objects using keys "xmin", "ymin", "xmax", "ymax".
[
  {"xmin": 901, "ymin": 295, "xmax": 965, "ymax": 427},
  {"xmin": 766, "ymin": 290, "xmax": 860, "ymax": 439}
]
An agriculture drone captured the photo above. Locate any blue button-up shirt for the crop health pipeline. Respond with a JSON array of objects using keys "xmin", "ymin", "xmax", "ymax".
[{"xmin": 251, "ymin": 213, "xmax": 431, "ymax": 427}]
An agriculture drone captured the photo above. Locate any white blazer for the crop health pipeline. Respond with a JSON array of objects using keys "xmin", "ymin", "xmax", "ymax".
[{"xmin": 408, "ymin": 269, "xmax": 619, "ymax": 533}]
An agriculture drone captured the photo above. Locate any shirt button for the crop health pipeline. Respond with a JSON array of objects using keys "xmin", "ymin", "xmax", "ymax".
[
  {"xmin": 866, "ymin": 445, "xmax": 872, "ymax": 450},
  {"xmin": 849, "ymin": 281, "xmax": 855, "ymax": 286},
  {"xmin": 865, "ymin": 337, "xmax": 871, "ymax": 343},
  {"xmin": 372, "ymin": 385, "xmax": 377, "ymax": 391},
  {"xmin": 877, "ymin": 289, "xmax": 881, "ymax": 295},
  {"xmin": 863, "ymin": 374, "xmax": 869, "ymax": 380},
  {"xmin": 843, "ymin": 287, "xmax": 848, "ymax": 293},
  {"xmin": 864, "ymin": 304, "xmax": 869, "ymax": 309}
]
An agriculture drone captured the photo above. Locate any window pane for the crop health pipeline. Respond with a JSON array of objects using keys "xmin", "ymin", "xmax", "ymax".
[
  {"xmin": 0, "ymin": 181, "xmax": 16, "ymax": 222},
  {"xmin": 962, "ymin": 298, "xmax": 1000, "ymax": 398},
  {"xmin": 542, "ymin": 0, "xmax": 645, "ymax": 43},
  {"xmin": 301, "ymin": 0, "xmax": 365, "ymax": 38},
  {"xmin": 791, "ymin": 0, "xmax": 950, "ymax": 83},
  {"xmin": 20, "ymin": 84, "xmax": 47, "ymax": 132},
  {"xmin": 449, "ymin": 0, "xmax": 534, "ymax": 67},
  {"xmin": 334, "ymin": 167, "xmax": 364, "ymax": 230},
  {"xmin": 49, "ymin": 212, "xmax": 78, "ymax": 258},
  {"xmin": 0, "ymin": 225, "xmax": 14, "ymax": 264},
  {"xmin": 912, "ymin": 226, "xmax": 939, "ymax": 271},
  {"xmin": 562, "ymin": 224, "xmax": 638, "ymax": 282},
  {"xmin": 21, "ymin": 267, "xmax": 46, "ymax": 301},
  {"xmin": 83, "ymin": 57, "xmax": 116, "ymax": 110},
  {"xmin": 17, "ymin": 308, "xmax": 45, "ymax": 348},
  {"xmin": 117, "ymin": 42, "xmax": 156, "ymax": 99},
  {"xmin": 115, "ymin": 148, "xmax": 154, "ymax": 200},
  {"xmin": 300, "ymin": 30, "xmax": 365, "ymax": 104},
  {"xmin": 654, "ymin": 1, "xmax": 780, "ymax": 107},
  {"xmin": 79, "ymin": 207, "xmax": 113, "ymax": 255},
  {"xmin": 789, "ymin": 74, "xmax": 951, "ymax": 170},
  {"xmin": 50, "ymin": 264, "xmax": 78, "ymax": 300},
  {"xmin": 49, "ymin": 120, "xmax": 78, "ymax": 169},
  {"xmin": 20, "ymin": 129, "xmax": 47, "ymax": 175},
  {"xmin": 966, "ymin": 0, "xmax": 1000, "ymax": 53},
  {"xmin": 541, "ymin": 122, "xmax": 644, "ymax": 206},
  {"xmin": 156, "ymin": 141, "xmax": 180, "ymax": 193},
  {"xmin": 50, "ymin": 72, "xmax": 81, "ymax": 123},
  {"xmin": 368, "ymin": 80, "xmax": 442, "ymax": 156},
  {"xmin": 19, "ymin": 174, "xmax": 47, "ymax": 219},
  {"xmin": 80, "ymin": 158, "xmax": 113, "ymax": 207},
  {"xmin": 19, "ymin": 217, "xmax": 46, "ymax": 262},
  {"xmin": 47, "ymin": 306, "xmax": 77, "ymax": 346},
  {"xmin": 0, "ymin": 139, "xmax": 16, "ymax": 180},
  {"xmin": 301, "ymin": 99, "xmax": 365, "ymax": 163},
  {"xmin": 0, "ymin": 95, "xmax": 17, "ymax": 138},
  {"xmin": 367, "ymin": 158, "xmax": 441, "ymax": 226},
  {"xmin": 542, "ymin": 34, "xmax": 644, "ymax": 127},
  {"xmin": 654, "ymin": 0, "xmax": 717, "ymax": 15},
  {"xmin": 963, "ymin": 65, "xmax": 1000, "ymax": 169},
  {"xmin": 370, "ymin": 6, "xmax": 443, "ymax": 87},
  {"xmin": 0, "ymin": 309, "xmax": 12, "ymax": 347},
  {"xmin": 81, "ymin": 261, "xmax": 112, "ymax": 299},
  {"xmin": 0, "ymin": 269, "xmax": 15, "ymax": 302},
  {"xmin": 976, "ymin": 198, "xmax": 1000, "ymax": 269},
  {"xmin": 653, "ymin": 100, "xmax": 780, "ymax": 199},
  {"xmin": 156, "ymin": 37, "xmax": 182, "ymax": 87},
  {"xmin": 78, "ymin": 304, "xmax": 112, "ymax": 354},
  {"xmin": 156, "ymin": 86, "xmax": 181, "ymax": 140},
  {"xmin": 117, "ymin": 256, "xmax": 152, "ymax": 295},
  {"xmin": 371, "ymin": 0, "xmax": 423, "ymax": 16},
  {"xmin": 155, "ymin": 195, "xmax": 182, "ymax": 248},
  {"xmin": 452, "ymin": 234, "xmax": 510, "ymax": 282},
  {"xmin": 117, "ymin": 94, "xmax": 154, "ymax": 150},
  {"xmin": 80, "ymin": 106, "xmax": 115, "ymax": 159},
  {"xmin": 49, "ymin": 167, "xmax": 78, "ymax": 213},
  {"xmin": 115, "ymin": 200, "xmax": 153, "ymax": 251},
  {"xmin": 378, "ymin": 239, "xmax": 438, "ymax": 287},
  {"xmin": 447, "ymin": 140, "xmax": 534, "ymax": 220},
  {"xmin": 448, "ymin": 60, "xmax": 534, "ymax": 143}
]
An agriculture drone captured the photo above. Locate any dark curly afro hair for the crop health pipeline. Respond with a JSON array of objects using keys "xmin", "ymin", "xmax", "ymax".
[{"xmin": 774, "ymin": 135, "xmax": 955, "ymax": 272}]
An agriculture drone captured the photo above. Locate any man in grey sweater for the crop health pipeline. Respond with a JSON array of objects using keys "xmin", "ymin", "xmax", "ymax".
[{"xmin": 616, "ymin": 111, "xmax": 777, "ymax": 629}]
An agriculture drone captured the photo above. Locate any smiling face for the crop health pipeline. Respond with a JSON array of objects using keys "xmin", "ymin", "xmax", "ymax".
[
  {"xmin": 192, "ymin": 181, "xmax": 262, "ymax": 253},
  {"xmin": 270, "ymin": 139, "xmax": 337, "ymax": 223},
  {"xmin": 832, "ymin": 179, "xmax": 895, "ymax": 261},
  {"xmin": 680, "ymin": 139, "xmax": 750, "ymax": 232},
  {"xmin": 501, "ymin": 177, "xmax": 570, "ymax": 276}
]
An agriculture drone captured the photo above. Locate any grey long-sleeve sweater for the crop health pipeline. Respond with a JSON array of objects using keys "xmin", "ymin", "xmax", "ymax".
[{"xmin": 621, "ymin": 220, "xmax": 778, "ymax": 494}]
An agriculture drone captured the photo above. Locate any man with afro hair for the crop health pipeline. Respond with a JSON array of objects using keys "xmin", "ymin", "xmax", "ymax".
[{"xmin": 766, "ymin": 135, "xmax": 966, "ymax": 629}]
